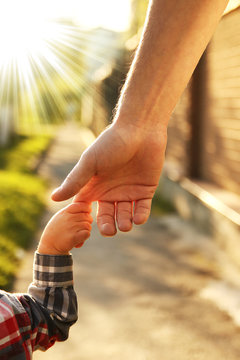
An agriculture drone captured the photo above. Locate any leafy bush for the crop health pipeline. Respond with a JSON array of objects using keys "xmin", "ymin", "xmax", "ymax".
[
  {"xmin": 0, "ymin": 134, "xmax": 51, "ymax": 172},
  {"xmin": 0, "ymin": 171, "xmax": 46, "ymax": 248},
  {"xmin": 0, "ymin": 236, "xmax": 20, "ymax": 290},
  {"xmin": 0, "ymin": 134, "xmax": 51, "ymax": 289},
  {"xmin": 151, "ymin": 193, "xmax": 175, "ymax": 216}
]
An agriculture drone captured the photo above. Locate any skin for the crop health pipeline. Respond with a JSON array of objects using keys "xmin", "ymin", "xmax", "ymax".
[
  {"xmin": 38, "ymin": 202, "xmax": 93, "ymax": 255},
  {"xmin": 51, "ymin": 0, "xmax": 229, "ymax": 236}
]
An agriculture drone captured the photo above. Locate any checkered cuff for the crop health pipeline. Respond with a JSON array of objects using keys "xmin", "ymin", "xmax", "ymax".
[{"xmin": 33, "ymin": 252, "xmax": 73, "ymax": 287}]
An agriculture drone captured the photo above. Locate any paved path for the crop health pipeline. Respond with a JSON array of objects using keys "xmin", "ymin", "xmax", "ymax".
[{"xmin": 14, "ymin": 123, "xmax": 240, "ymax": 360}]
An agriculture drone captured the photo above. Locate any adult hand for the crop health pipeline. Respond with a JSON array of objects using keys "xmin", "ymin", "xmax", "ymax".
[{"xmin": 51, "ymin": 123, "xmax": 167, "ymax": 236}]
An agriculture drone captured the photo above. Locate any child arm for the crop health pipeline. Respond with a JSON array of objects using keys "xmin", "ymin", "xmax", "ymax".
[
  {"xmin": 0, "ymin": 202, "xmax": 92, "ymax": 357},
  {"xmin": 0, "ymin": 253, "xmax": 77, "ymax": 357}
]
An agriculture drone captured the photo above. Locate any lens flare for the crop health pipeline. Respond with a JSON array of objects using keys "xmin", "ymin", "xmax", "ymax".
[
  {"xmin": 0, "ymin": 0, "xmax": 129, "ymax": 133},
  {"xmin": 0, "ymin": 1, "xmax": 87, "ymax": 129}
]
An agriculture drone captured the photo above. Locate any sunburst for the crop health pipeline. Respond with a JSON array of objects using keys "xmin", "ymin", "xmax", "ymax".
[
  {"xmin": 0, "ymin": 0, "xmax": 131, "ymax": 133},
  {"xmin": 0, "ymin": 1, "xmax": 86, "ymax": 131}
]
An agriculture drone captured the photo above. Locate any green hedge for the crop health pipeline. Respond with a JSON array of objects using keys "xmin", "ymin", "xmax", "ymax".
[
  {"xmin": 151, "ymin": 193, "xmax": 175, "ymax": 216},
  {"xmin": 0, "ymin": 171, "xmax": 46, "ymax": 248},
  {"xmin": 0, "ymin": 134, "xmax": 51, "ymax": 172},
  {"xmin": 0, "ymin": 134, "xmax": 51, "ymax": 289},
  {"xmin": 0, "ymin": 236, "xmax": 23, "ymax": 290}
]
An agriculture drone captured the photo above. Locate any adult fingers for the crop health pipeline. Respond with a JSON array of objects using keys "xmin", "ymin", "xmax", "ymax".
[
  {"xmin": 97, "ymin": 201, "xmax": 117, "ymax": 237},
  {"xmin": 133, "ymin": 199, "xmax": 152, "ymax": 225},
  {"xmin": 116, "ymin": 201, "xmax": 133, "ymax": 232},
  {"xmin": 51, "ymin": 151, "xmax": 95, "ymax": 202}
]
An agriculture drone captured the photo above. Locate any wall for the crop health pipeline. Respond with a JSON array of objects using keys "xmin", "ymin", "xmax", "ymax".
[
  {"xmin": 202, "ymin": 8, "xmax": 240, "ymax": 194},
  {"xmin": 166, "ymin": 83, "xmax": 191, "ymax": 178},
  {"xmin": 165, "ymin": 7, "xmax": 240, "ymax": 195}
]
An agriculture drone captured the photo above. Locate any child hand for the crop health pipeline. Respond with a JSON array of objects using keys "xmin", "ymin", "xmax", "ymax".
[{"xmin": 38, "ymin": 202, "xmax": 93, "ymax": 255}]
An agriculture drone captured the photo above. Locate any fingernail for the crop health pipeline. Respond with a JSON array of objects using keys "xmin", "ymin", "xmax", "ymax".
[{"xmin": 101, "ymin": 224, "xmax": 117, "ymax": 237}]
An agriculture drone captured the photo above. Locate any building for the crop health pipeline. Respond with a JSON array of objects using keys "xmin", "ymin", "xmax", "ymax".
[{"xmin": 160, "ymin": 3, "xmax": 240, "ymax": 266}]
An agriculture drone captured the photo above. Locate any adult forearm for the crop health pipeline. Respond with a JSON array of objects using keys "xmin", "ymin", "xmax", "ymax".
[{"xmin": 115, "ymin": 0, "xmax": 229, "ymax": 130}]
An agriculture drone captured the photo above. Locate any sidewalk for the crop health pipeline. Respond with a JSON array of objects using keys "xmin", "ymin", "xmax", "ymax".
[{"xmin": 14, "ymin": 123, "xmax": 240, "ymax": 360}]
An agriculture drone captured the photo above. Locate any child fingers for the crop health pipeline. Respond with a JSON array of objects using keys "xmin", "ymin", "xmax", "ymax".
[
  {"xmin": 75, "ymin": 241, "xmax": 84, "ymax": 248},
  {"xmin": 70, "ymin": 213, "xmax": 93, "ymax": 223},
  {"xmin": 65, "ymin": 202, "xmax": 92, "ymax": 214},
  {"xmin": 74, "ymin": 229, "xmax": 90, "ymax": 248},
  {"xmin": 74, "ymin": 230, "xmax": 91, "ymax": 245},
  {"xmin": 74, "ymin": 221, "xmax": 92, "ymax": 232}
]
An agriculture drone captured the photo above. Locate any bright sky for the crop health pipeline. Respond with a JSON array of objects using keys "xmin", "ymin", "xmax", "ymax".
[
  {"xmin": 0, "ymin": 0, "xmax": 132, "ymax": 107},
  {"xmin": 54, "ymin": 0, "xmax": 132, "ymax": 31},
  {"xmin": 0, "ymin": 0, "xmax": 132, "ymax": 127},
  {"xmin": 0, "ymin": 0, "xmax": 132, "ymax": 68},
  {"xmin": 15, "ymin": 0, "xmax": 132, "ymax": 32}
]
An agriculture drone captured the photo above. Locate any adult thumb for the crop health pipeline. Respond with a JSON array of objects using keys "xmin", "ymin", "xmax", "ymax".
[{"xmin": 51, "ymin": 152, "xmax": 95, "ymax": 201}]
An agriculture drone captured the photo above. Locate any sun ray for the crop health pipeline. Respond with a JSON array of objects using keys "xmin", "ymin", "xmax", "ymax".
[{"xmin": 0, "ymin": 1, "xmax": 130, "ymax": 133}]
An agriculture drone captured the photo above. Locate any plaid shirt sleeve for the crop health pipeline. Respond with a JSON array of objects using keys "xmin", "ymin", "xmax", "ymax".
[{"xmin": 0, "ymin": 252, "xmax": 78, "ymax": 359}]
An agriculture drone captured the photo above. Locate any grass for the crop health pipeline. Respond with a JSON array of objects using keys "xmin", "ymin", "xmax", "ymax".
[
  {"xmin": 0, "ymin": 134, "xmax": 52, "ymax": 290},
  {"xmin": 151, "ymin": 192, "xmax": 175, "ymax": 216}
]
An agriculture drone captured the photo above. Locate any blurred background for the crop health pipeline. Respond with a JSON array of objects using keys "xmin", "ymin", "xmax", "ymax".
[
  {"xmin": 0, "ymin": 0, "xmax": 146, "ymax": 289},
  {"xmin": 1, "ymin": 0, "xmax": 240, "ymax": 359}
]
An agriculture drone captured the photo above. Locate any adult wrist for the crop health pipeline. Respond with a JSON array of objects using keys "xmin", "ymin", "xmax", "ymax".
[
  {"xmin": 114, "ymin": 100, "xmax": 169, "ymax": 134},
  {"xmin": 113, "ymin": 112, "xmax": 168, "ymax": 142}
]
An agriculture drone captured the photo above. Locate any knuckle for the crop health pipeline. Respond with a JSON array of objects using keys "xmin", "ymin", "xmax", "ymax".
[{"xmin": 97, "ymin": 214, "xmax": 114, "ymax": 225}]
